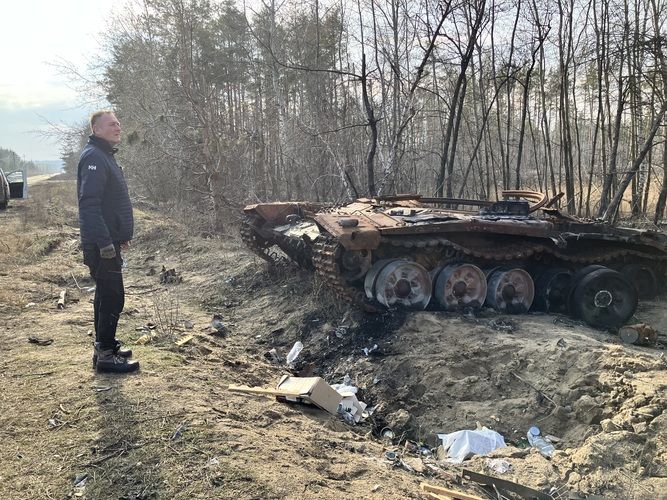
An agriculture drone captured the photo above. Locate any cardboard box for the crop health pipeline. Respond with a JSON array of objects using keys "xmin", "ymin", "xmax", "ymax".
[{"xmin": 276, "ymin": 376, "xmax": 342, "ymax": 415}]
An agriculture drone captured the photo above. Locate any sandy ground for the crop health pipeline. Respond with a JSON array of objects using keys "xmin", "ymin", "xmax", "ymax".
[{"xmin": 0, "ymin": 180, "xmax": 665, "ymax": 499}]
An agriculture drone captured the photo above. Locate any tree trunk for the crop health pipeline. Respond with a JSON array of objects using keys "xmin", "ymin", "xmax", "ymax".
[{"xmin": 603, "ymin": 101, "xmax": 667, "ymax": 222}]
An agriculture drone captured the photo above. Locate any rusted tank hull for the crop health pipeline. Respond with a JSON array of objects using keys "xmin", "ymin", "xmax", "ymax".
[{"xmin": 241, "ymin": 191, "xmax": 667, "ymax": 329}]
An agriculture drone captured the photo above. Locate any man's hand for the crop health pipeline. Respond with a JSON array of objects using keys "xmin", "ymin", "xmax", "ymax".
[
  {"xmin": 120, "ymin": 241, "xmax": 131, "ymax": 251},
  {"xmin": 100, "ymin": 243, "xmax": 117, "ymax": 259}
]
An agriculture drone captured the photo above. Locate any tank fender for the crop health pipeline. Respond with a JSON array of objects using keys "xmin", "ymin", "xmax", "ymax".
[
  {"xmin": 315, "ymin": 212, "xmax": 381, "ymax": 250},
  {"xmin": 243, "ymin": 202, "xmax": 323, "ymax": 225}
]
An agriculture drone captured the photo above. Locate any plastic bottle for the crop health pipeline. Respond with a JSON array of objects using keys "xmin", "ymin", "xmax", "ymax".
[
  {"xmin": 286, "ymin": 341, "xmax": 303, "ymax": 364},
  {"xmin": 527, "ymin": 426, "xmax": 555, "ymax": 457}
]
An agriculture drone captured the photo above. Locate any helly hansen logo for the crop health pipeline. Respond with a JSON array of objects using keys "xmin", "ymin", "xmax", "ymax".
[{"xmin": 88, "ymin": 165, "xmax": 97, "ymax": 171}]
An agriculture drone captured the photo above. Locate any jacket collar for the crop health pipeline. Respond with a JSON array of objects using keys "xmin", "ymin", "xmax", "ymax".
[{"xmin": 88, "ymin": 134, "xmax": 118, "ymax": 155}]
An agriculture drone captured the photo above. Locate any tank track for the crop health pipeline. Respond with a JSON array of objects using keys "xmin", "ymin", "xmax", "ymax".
[
  {"xmin": 381, "ymin": 235, "xmax": 667, "ymax": 266},
  {"xmin": 312, "ymin": 236, "xmax": 380, "ymax": 312},
  {"xmin": 240, "ymin": 215, "xmax": 275, "ymax": 262},
  {"xmin": 242, "ymin": 214, "xmax": 315, "ymax": 269}
]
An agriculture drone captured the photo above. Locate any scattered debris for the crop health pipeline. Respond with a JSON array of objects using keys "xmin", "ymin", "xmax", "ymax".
[
  {"xmin": 331, "ymin": 374, "xmax": 358, "ymax": 395},
  {"xmin": 25, "ymin": 302, "xmax": 36, "ymax": 308},
  {"xmin": 420, "ymin": 482, "xmax": 483, "ymax": 500},
  {"xmin": 544, "ymin": 434, "xmax": 562, "ymax": 444},
  {"xmin": 135, "ymin": 322, "xmax": 157, "ymax": 332},
  {"xmin": 526, "ymin": 426, "xmax": 555, "ymax": 457},
  {"xmin": 175, "ymin": 335, "xmax": 194, "ymax": 346},
  {"xmin": 136, "ymin": 334, "xmax": 152, "ymax": 345},
  {"xmin": 209, "ymin": 314, "xmax": 226, "ymax": 336},
  {"xmin": 618, "ymin": 323, "xmax": 658, "ymax": 345},
  {"xmin": 57, "ymin": 290, "xmax": 67, "ymax": 309},
  {"xmin": 462, "ymin": 469, "xmax": 554, "ymax": 500},
  {"xmin": 73, "ymin": 473, "xmax": 88, "ymax": 488},
  {"xmin": 334, "ymin": 326, "xmax": 348, "ymax": 338},
  {"xmin": 488, "ymin": 318, "xmax": 516, "ymax": 333},
  {"xmin": 276, "ymin": 375, "xmax": 341, "ymax": 414},
  {"xmin": 286, "ymin": 341, "xmax": 303, "ymax": 364},
  {"xmin": 338, "ymin": 393, "xmax": 367, "ymax": 424},
  {"xmin": 362, "ymin": 343, "xmax": 378, "ymax": 356},
  {"xmin": 401, "ymin": 456, "xmax": 425, "ymax": 474},
  {"xmin": 485, "ymin": 458, "xmax": 511, "ymax": 474},
  {"xmin": 171, "ymin": 421, "xmax": 188, "ymax": 440},
  {"xmin": 159, "ymin": 266, "xmax": 181, "ymax": 284},
  {"xmin": 264, "ymin": 348, "xmax": 282, "ymax": 364},
  {"xmin": 28, "ymin": 336, "xmax": 53, "ymax": 346},
  {"xmin": 437, "ymin": 427, "xmax": 506, "ymax": 463},
  {"xmin": 381, "ymin": 428, "xmax": 395, "ymax": 442},
  {"xmin": 229, "ymin": 376, "xmax": 342, "ymax": 415},
  {"xmin": 556, "ymin": 338, "xmax": 566, "ymax": 348},
  {"xmin": 93, "ymin": 386, "xmax": 112, "ymax": 392}
]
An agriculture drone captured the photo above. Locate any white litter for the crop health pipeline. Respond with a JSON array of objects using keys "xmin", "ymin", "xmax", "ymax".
[
  {"xmin": 331, "ymin": 374, "xmax": 358, "ymax": 395},
  {"xmin": 338, "ymin": 393, "xmax": 367, "ymax": 424},
  {"xmin": 437, "ymin": 427, "xmax": 506, "ymax": 463},
  {"xmin": 485, "ymin": 458, "xmax": 511, "ymax": 474},
  {"xmin": 286, "ymin": 341, "xmax": 303, "ymax": 364}
]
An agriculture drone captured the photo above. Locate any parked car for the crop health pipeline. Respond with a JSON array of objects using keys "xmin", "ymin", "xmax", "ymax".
[{"xmin": 0, "ymin": 169, "xmax": 26, "ymax": 209}]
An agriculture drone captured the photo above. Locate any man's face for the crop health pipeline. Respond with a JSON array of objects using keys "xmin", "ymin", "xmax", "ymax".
[{"xmin": 93, "ymin": 113, "xmax": 121, "ymax": 146}]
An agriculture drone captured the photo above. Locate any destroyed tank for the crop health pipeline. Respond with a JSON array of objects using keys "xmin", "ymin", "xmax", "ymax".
[{"xmin": 241, "ymin": 190, "xmax": 667, "ymax": 329}]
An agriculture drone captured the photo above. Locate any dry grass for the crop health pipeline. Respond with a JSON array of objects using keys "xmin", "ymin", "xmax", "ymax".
[
  {"xmin": 151, "ymin": 288, "xmax": 181, "ymax": 337},
  {"xmin": 0, "ymin": 180, "xmax": 290, "ymax": 499}
]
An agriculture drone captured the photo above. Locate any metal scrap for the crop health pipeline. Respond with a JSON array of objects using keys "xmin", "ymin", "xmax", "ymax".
[{"xmin": 462, "ymin": 469, "xmax": 555, "ymax": 500}]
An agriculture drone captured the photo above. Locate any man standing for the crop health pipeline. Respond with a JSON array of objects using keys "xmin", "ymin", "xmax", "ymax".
[{"xmin": 78, "ymin": 110, "xmax": 139, "ymax": 373}]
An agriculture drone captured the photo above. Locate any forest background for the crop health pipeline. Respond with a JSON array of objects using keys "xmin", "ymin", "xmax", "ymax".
[{"xmin": 58, "ymin": 0, "xmax": 667, "ymax": 228}]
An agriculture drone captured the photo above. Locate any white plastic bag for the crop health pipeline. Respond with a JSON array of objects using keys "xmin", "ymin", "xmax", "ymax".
[{"xmin": 437, "ymin": 427, "xmax": 506, "ymax": 463}]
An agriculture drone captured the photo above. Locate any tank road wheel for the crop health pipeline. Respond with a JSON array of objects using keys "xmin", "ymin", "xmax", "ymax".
[
  {"xmin": 364, "ymin": 259, "xmax": 397, "ymax": 300},
  {"xmin": 566, "ymin": 265, "xmax": 607, "ymax": 314},
  {"xmin": 532, "ymin": 268, "xmax": 572, "ymax": 313},
  {"xmin": 371, "ymin": 260, "xmax": 432, "ymax": 310},
  {"xmin": 621, "ymin": 264, "xmax": 658, "ymax": 299},
  {"xmin": 571, "ymin": 268, "xmax": 638, "ymax": 328},
  {"xmin": 432, "ymin": 264, "xmax": 487, "ymax": 311},
  {"xmin": 486, "ymin": 268, "xmax": 535, "ymax": 314}
]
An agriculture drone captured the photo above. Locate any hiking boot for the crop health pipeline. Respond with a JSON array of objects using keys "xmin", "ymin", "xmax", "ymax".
[
  {"xmin": 94, "ymin": 343, "xmax": 140, "ymax": 374},
  {"xmin": 92, "ymin": 340, "xmax": 132, "ymax": 368}
]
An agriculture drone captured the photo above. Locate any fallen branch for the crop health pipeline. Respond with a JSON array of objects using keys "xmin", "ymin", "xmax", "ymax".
[
  {"xmin": 10, "ymin": 371, "xmax": 54, "ymax": 378},
  {"xmin": 510, "ymin": 372, "xmax": 558, "ymax": 407},
  {"xmin": 84, "ymin": 449, "xmax": 126, "ymax": 467},
  {"xmin": 125, "ymin": 288, "xmax": 161, "ymax": 296},
  {"xmin": 70, "ymin": 272, "xmax": 82, "ymax": 291}
]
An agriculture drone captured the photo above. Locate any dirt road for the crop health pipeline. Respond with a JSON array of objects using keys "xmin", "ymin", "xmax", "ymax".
[{"xmin": 0, "ymin": 180, "xmax": 665, "ymax": 499}]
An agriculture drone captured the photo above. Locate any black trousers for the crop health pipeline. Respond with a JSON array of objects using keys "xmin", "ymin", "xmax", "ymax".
[{"xmin": 83, "ymin": 243, "xmax": 124, "ymax": 350}]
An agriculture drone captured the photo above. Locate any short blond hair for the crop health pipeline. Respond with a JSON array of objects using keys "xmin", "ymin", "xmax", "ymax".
[{"xmin": 90, "ymin": 110, "xmax": 115, "ymax": 131}]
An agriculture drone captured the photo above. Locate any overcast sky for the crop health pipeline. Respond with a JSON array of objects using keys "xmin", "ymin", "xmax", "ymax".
[{"xmin": 0, "ymin": 0, "xmax": 118, "ymax": 161}]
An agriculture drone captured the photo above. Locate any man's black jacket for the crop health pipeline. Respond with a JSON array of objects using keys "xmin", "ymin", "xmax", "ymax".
[{"xmin": 77, "ymin": 135, "xmax": 134, "ymax": 248}]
